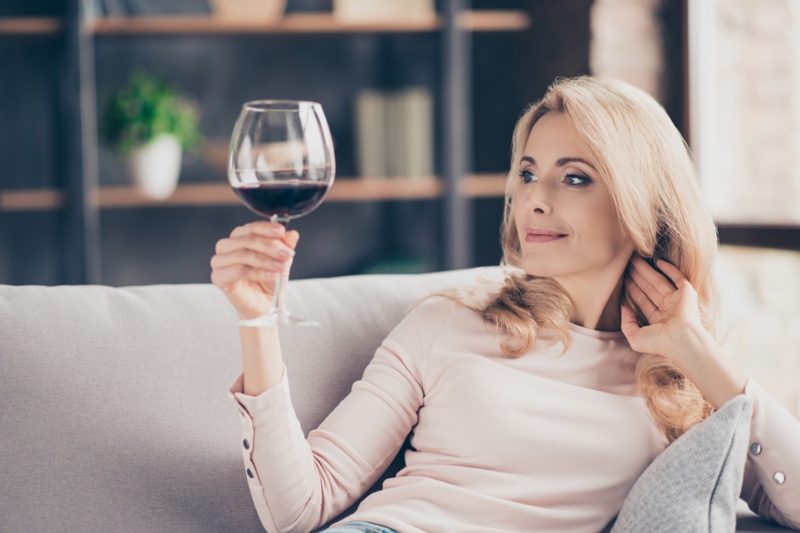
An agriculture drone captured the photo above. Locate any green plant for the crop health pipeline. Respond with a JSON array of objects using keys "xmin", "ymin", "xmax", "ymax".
[{"xmin": 101, "ymin": 70, "xmax": 201, "ymax": 156}]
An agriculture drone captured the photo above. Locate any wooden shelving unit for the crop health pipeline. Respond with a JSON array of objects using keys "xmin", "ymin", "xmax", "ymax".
[
  {"xmin": 0, "ymin": 174, "xmax": 507, "ymax": 212},
  {"xmin": 20, "ymin": 0, "xmax": 528, "ymax": 283},
  {"xmin": 0, "ymin": 18, "xmax": 63, "ymax": 35},
  {"xmin": 87, "ymin": 11, "xmax": 529, "ymax": 35}
]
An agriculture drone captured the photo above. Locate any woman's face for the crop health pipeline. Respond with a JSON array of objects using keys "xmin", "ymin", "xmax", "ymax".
[{"xmin": 513, "ymin": 112, "xmax": 634, "ymax": 285}]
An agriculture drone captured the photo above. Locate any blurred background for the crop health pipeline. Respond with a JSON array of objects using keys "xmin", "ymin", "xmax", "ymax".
[{"xmin": 0, "ymin": 1, "xmax": 798, "ymax": 411}]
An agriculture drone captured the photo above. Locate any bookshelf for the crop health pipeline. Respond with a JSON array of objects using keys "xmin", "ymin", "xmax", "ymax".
[{"xmin": 17, "ymin": 1, "xmax": 529, "ymax": 284}]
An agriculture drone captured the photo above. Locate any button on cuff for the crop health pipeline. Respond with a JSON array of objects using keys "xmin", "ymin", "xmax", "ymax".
[
  {"xmin": 750, "ymin": 442, "xmax": 762, "ymax": 455},
  {"xmin": 773, "ymin": 472, "xmax": 786, "ymax": 485}
]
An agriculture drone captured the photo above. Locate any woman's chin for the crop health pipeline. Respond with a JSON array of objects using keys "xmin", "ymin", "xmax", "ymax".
[{"xmin": 519, "ymin": 264, "xmax": 557, "ymax": 279}]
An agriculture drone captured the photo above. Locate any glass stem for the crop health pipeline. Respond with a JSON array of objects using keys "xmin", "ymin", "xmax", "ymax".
[{"xmin": 271, "ymin": 216, "xmax": 290, "ymax": 321}]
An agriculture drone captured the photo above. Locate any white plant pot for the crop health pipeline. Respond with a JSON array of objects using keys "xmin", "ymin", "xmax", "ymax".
[
  {"xmin": 128, "ymin": 134, "xmax": 183, "ymax": 200},
  {"xmin": 209, "ymin": 0, "xmax": 286, "ymax": 22}
]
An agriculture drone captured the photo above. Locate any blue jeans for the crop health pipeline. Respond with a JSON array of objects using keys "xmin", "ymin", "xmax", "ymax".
[{"xmin": 319, "ymin": 521, "xmax": 399, "ymax": 533}]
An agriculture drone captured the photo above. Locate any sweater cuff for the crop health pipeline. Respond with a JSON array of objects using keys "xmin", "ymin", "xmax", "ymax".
[
  {"xmin": 742, "ymin": 377, "xmax": 800, "ymax": 516},
  {"xmin": 228, "ymin": 364, "xmax": 288, "ymax": 417}
]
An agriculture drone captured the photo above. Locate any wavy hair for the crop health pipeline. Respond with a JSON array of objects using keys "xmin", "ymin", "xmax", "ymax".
[{"xmin": 444, "ymin": 76, "xmax": 718, "ymax": 442}]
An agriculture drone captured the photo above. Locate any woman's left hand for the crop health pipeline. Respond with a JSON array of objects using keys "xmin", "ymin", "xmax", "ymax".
[
  {"xmin": 620, "ymin": 255, "xmax": 749, "ymax": 409},
  {"xmin": 620, "ymin": 255, "xmax": 706, "ymax": 367}
]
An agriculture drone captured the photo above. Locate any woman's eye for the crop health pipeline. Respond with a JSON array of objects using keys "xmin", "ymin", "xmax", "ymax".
[
  {"xmin": 565, "ymin": 174, "xmax": 590, "ymax": 186},
  {"xmin": 518, "ymin": 169, "xmax": 536, "ymax": 183}
]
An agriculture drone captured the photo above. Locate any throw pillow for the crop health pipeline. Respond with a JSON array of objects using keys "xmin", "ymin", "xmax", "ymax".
[{"xmin": 610, "ymin": 394, "xmax": 753, "ymax": 533}]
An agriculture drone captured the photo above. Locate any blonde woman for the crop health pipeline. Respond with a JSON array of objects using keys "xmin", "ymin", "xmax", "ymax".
[{"xmin": 211, "ymin": 76, "xmax": 800, "ymax": 533}]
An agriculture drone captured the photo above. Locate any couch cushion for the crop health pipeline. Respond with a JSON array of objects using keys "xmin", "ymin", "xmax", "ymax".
[{"xmin": 0, "ymin": 268, "xmax": 498, "ymax": 533}]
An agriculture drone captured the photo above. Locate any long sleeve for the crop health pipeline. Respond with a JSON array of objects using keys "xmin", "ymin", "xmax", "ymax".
[
  {"xmin": 228, "ymin": 299, "xmax": 455, "ymax": 533},
  {"xmin": 740, "ymin": 378, "xmax": 800, "ymax": 530}
]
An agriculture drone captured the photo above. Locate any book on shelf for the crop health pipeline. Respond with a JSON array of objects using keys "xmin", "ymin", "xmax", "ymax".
[
  {"xmin": 355, "ymin": 89, "xmax": 388, "ymax": 178},
  {"xmin": 99, "ymin": 0, "xmax": 127, "ymax": 17},
  {"xmin": 355, "ymin": 87, "xmax": 433, "ymax": 180},
  {"xmin": 80, "ymin": 0, "xmax": 106, "ymax": 19},
  {"xmin": 333, "ymin": 0, "xmax": 435, "ymax": 23},
  {"xmin": 97, "ymin": 0, "xmax": 211, "ymax": 17}
]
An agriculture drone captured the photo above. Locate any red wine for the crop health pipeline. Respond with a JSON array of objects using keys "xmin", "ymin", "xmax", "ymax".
[{"xmin": 233, "ymin": 179, "xmax": 331, "ymax": 220}]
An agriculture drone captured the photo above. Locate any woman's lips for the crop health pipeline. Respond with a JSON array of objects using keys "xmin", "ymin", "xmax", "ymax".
[{"xmin": 524, "ymin": 229, "xmax": 567, "ymax": 243}]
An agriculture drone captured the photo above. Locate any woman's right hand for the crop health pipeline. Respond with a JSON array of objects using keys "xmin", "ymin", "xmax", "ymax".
[{"xmin": 210, "ymin": 221, "xmax": 300, "ymax": 320}]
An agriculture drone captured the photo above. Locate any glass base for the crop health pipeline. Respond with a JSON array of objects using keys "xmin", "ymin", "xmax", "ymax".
[{"xmin": 238, "ymin": 310, "xmax": 319, "ymax": 328}]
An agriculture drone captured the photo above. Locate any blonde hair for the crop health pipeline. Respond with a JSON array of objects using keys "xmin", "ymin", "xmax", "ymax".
[{"xmin": 446, "ymin": 76, "xmax": 718, "ymax": 442}]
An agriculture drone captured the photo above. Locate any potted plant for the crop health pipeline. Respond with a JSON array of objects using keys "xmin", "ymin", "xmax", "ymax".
[{"xmin": 101, "ymin": 70, "xmax": 201, "ymax": 200}]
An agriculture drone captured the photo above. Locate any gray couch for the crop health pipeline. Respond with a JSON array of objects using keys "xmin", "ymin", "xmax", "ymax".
[{"xmin": 0, "ymin": 268, "xmax": 790, "ymax": 532}]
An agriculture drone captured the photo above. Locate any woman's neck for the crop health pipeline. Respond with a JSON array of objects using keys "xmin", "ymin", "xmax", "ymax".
[{"xmin": 556, "ymin": 270, "xmax": 626, "ymax": 332}]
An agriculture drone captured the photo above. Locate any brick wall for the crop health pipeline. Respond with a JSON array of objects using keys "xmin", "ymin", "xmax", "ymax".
[
  {"xmin": 589, "ymin": 0, "xmax": 666, "ymax": 101},
  {"xmin": 705, "ymin": 0, "xmax": 800, "ymax": 223},
  {"xmin": 706, "ymin": 1, "xmax": 800, "ymax": 417},
  {"xmin": 717, "ymin": 246, "xmax": 800, "ymax": 417}
]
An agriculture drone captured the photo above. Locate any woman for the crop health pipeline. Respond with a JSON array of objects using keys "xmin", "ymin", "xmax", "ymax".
[{"xmin": 210, "ymin": 76, "xmax": 800, "ymax": 533}]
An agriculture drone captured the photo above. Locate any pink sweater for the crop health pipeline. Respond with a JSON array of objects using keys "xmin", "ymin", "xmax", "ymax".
[{"xmin": 230, "ymin": 298, "xmax": 800, "ymax": 533}]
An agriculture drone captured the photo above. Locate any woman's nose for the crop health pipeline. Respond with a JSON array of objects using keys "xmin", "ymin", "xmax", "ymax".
[{"xmin": 525, "ymin": 183, "xmax": 553, "ymax": 214}]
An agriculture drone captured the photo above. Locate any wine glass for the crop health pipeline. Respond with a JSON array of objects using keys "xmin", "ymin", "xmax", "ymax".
[{"xmin": 228, "ymin": 100, "xmax": 335, "ymax": 326}]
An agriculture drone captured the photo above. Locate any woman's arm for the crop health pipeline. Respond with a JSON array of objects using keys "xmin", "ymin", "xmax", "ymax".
[
  {"xmin": 227, "ymin": 299, "xmax": 451, "ymax": 533},
  {"xmin": 239, "ymin": 325, "xmax": 284, "ymax": 395},
  {"xmin": 211, "ymin": 220, "xmax": 298, "ymax": 395},
  {"xmin": 215, "ymin": 235, "xmax": 456, "ymax": 533},
  {"xmin": 622, "ymin": 255, "xmax": 800, "ymax": 529},
  {"xmin": 739, "ymin": 379, "xmax": 800, "ymax": 530}
]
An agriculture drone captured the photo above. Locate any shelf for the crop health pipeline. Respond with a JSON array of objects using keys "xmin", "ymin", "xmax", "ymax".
[
  {"xmin": 0, "ymin": 175, "xmax": 507, "ymax": 212},
  {"xmin": 0, "ymin": 18, "xmax": 63, "ymax": 35},
  {"xmin": 96, "ymin": 179, "xmax": 442, "ymax": 208},
  {"xmin": 96, "ymin": 174, "xmax": 506, "ymax": 208},
  {"xmin": 87, "ymin": 11, "xmax": 530, "ymax": 35},
  {"xmin": 463, "ymin": 174, "xmax": 507, "ymax": 197},
  {"xmin": 0, "ymin": 189, "xmax": 65, "ymax": 211}
]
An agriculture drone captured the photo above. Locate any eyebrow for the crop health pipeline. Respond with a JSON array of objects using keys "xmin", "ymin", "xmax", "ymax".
[{"xmin": 520, "ymin": 156, "xmax": 597, "ymax": 171}]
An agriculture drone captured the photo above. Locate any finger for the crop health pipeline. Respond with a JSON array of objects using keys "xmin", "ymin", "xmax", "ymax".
[
  {"xmin": 655, "ymin": 259, "xmax": 691, "ymax": 290},
  {"xmin": 620, "ymin": 305, "xmax": 641, "ymax": 339},
  {"xmin": 628, "ymin": 259, "xmax": 676, "ymax": 307},
  {"xmin": 211, "ymin": 247, "xmax": 288, "ymax": 272},
  {"xmin": 230, "ymin": 221, "xmax": 286, "ymax": 240},
  {"xmin": 215, "ymin": 234, "xmax": 296, "ymax": 261},
  {"xmin": 630, "ymin": 256, "xmax": 676, "ymax": 296},
  {"xmin": 210, "ymin": 264, "xmax": 278, "ymax": 288},
  {"xmin": 284, "ymin": 230, "xmax": 300, "ymax": 250},
  {"xmin": 627, "ymin": 267, "xmax": 667, "ymax": 309},
  {"xmin": 625, "ymin": 277, "xmax": 658, "ymax": 320}
]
